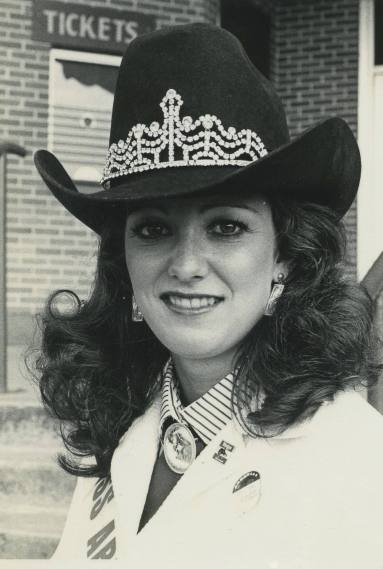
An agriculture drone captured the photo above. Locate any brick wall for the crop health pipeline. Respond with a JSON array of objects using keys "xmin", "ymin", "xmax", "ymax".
[
  {"xmin": 270, "ymin": 0, "xmax": 359, "ymax": 278},
  {"xmin": 0, "ymin": 0, "xmax": 219, "ymax": 340}
]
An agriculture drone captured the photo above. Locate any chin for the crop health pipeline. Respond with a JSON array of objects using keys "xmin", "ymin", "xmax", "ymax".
[
  {"xmin": 170, "ymin": 346, "xmax": 224, "ymax": 360},
  {"xmin": 161, "ymin": 333, "xmax": 232, "ymax": 360}
]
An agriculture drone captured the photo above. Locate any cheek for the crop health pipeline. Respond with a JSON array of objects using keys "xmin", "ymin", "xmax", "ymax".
[
  {"xmin": 125, "ymin": 249, "xmax": 143, "ymax": 291},
  {"xmin": 125, "ymin": 259, "xmax": 146, "ymax": 291},
  {"xmin": 225, "ymin": 245, "xmax": 276, "ymax": 293},
  {"xmin": 125, "ymin": 249, "xmax": 162, "ymax": 297}
]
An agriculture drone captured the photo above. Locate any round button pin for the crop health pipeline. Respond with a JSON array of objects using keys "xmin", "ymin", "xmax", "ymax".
[
  {"xmin": 163, "ymin": 422, "xmax": 197, "ymax": 474},
  {"xmin": 233, "ymin": 470, "xmax": 260, "ymax": 493},
  {"xmin": 232, "ymin": 471, "xmax": 261, "ymax": 514}
]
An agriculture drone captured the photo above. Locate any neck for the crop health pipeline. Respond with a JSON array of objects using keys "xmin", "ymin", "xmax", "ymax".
[{"xmin": 171, "ymin": 351, "xmax": 236, "ymax": 405}]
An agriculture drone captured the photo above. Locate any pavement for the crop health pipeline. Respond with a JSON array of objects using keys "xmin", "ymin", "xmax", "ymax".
[{"xmin": 0, "ymin": 345, "xmax": 76, "ymax": 559}]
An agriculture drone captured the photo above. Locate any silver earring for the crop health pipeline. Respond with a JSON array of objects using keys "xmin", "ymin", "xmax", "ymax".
[
  {"xmin": 264, "ymin": 273, "xmax": 285, "ymax": 316},
  {"xmin": 132, "ymin": 295, "xmax": 144, "ymax": 322}
]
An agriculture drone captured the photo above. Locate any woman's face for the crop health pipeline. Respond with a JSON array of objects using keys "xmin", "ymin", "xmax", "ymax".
[{"xmin": 125, "ymin": 193, "xmax": 286, "ymax": 362}]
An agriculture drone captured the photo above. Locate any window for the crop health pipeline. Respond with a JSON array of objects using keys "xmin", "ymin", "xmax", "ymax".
[
  {"xmin": 375, "ymin": 0, "xmax": 383, "ymax": 65},
  {"xmin": 49, "ymin": 49, "xmax": 120, "ymax": 186},
  {"xmin": 221, "ymin": 0, "xmax": 271, "ymax": 77}
]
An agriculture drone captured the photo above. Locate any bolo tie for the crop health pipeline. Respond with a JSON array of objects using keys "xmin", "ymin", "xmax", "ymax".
[{"xmin": 160, "ymin": 416, "xmax": 204, "ymax": 475}]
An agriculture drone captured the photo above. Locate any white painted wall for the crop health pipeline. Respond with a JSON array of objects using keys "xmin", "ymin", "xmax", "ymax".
[{"xmin": 358, "ymin": 0, "xmax": 383, "ymax": 279}]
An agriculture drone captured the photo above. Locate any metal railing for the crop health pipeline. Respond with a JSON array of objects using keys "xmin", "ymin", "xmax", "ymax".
[
  {"xmin": 361, "ymin": 252, "xmax": 383, "ymax": 302},
  {"xmin": 0, "ymin": 142, "xmax": 27, "ymax": 393},
  {"xmin": 361, "ymin": 252, "xmax": 383, "ymax": 410}
]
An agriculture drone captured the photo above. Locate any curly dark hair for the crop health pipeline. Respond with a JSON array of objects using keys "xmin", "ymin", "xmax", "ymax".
[{"xmin": 31, "ymin": 197, "xmax": 381, "ymax": 478}]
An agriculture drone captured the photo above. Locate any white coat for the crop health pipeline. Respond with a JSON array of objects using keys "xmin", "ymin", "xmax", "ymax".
[{"xmin": 54, "ymin": 389, "xmax": 383, "ymax": 569}]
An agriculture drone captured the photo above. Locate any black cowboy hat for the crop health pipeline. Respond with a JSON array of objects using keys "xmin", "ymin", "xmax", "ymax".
[{"xmin": 34, "ymin": 23, "xmax": 361, "ymax": 234}]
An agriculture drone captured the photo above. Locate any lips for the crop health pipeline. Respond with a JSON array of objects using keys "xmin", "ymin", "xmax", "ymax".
[{"xmin": 161, "ymin": 292, "xmax": 223, "ymax": 312}]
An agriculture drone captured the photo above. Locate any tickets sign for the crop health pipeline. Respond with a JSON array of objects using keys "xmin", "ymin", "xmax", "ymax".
[{"xmin": 32, "ymin": 0, "xmax": 156, "ymax": 54}]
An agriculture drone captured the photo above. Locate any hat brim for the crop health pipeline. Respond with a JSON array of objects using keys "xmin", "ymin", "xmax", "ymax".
[{"xmin": 34, "ymin": 117, "xmax": 360, "ymax": 234}]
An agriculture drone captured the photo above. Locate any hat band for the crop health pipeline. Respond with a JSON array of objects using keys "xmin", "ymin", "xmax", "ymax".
[{"xmin": 100, "ymin": 88, "xmax": 268, "ymax": 188}]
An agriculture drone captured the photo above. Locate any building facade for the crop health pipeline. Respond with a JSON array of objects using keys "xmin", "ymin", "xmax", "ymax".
[{"xmin": 0, "ymin": 0, "xmax": 382, "ymax": 385}]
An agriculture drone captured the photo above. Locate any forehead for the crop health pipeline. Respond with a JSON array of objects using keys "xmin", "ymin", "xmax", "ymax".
[{"xmin": 126, "ymin": 192, "xmax": 270, "ymax": 216}]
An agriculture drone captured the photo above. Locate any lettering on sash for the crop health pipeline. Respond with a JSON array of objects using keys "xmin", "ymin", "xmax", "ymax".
[
  {"xmin": 93, "ymin": 477, "xmax": 110, "ymax": 501},
  {"xmin": 87, "ymin": 520, "xmax": 116, "ymax": 559},
  {"xmin": 87, "ymin": 476, "xmax": 117, "ymax": 559},
  {"xmin": 91, "ymin": 481, "xmax": 114, "ymax": 520}
]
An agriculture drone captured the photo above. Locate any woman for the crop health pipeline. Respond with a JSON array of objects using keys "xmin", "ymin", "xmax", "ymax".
[{"xmin": 33, "ymin": 23, "xmax": 383, "ymax": 568}]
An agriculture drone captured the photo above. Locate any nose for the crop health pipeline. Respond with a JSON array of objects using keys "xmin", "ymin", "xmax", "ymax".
[{"xmin": 167, "ymin": 231, "xmax": 208, "ymax": 282}]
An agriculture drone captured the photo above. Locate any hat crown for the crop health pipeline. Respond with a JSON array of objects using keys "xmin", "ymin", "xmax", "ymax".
[
  {"xmin": 110, "ymin": 23, "xmax": 289, "ymax": 155},
  {"xmin": 34, "ymin": 23, "xmax": 360, "ymax": 234}
]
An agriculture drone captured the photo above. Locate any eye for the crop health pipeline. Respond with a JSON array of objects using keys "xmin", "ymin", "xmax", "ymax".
[
  {"xmin": 209, "ymin": 219, "xmax": 248, "ymax": 236},
  {"xmin": 131, "ymin": 221, "xmax": 171, "ymax": 239}
]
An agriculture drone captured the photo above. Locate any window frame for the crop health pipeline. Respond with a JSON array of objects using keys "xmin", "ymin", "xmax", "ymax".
[
  {"xmin": 48, "ymin": 48, "xmax": 121, "ymax": 181},
  {"xmin": 358, "ymin": 0, "xmax": 377, "ymax": 280}
]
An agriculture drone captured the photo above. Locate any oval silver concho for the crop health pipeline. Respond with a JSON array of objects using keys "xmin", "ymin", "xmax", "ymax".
[{"xmin": 163, "ymin": 422, "xmax": 197, "ymax": 474}]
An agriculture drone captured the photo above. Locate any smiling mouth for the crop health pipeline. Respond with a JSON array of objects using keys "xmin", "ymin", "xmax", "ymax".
[{"xmin": 161, "ymin": 293, "xmax": 223, "ymax": 313}]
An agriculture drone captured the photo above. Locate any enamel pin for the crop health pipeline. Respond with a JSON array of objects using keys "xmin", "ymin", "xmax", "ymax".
[{"xmin": 213, "ymin": 440, "xmax": 235, "ymax": 464}]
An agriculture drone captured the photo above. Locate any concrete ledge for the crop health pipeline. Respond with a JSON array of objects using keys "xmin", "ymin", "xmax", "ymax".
[
  {"xmin": 0, "ymin": 506, "xmax": 67, "ymax": 539},
  {"xmin": 0, "ymin": 461, "xmax": 76, "ymax": 503},
  {"xmin": 0, "ymin": 402, "xmax": 61, "ymax": 446},
  {"xmin": 0, "ymin": 529, "xmax": 58, "ymax": 559}
]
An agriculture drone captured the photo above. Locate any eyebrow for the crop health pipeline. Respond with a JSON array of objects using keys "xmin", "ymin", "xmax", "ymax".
[
  {"xmin": 127, "ymin": 202, "xmax": 261, "ymax": 216},
  {"xmin": 199, "ymin": 203, "xmax": 261, "ymax": 214}
]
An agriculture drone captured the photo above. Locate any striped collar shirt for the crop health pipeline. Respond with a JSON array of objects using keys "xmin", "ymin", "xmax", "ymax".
[{"xmin": 159, "ymin": 360, "xmax": 234, "ymax": 445}]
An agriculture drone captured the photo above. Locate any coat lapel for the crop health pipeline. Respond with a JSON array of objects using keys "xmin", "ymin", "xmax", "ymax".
[
  {"xmin": 111, "ymin": 401, "xmax": 251, "ymax": 546},
  {"xmin": 110, "ymin": 391, "xmax": 316, "ymax": 555},
  {"xmin": 108, "ymin": 389, "xmax": 382, "ymax": 568},
  {"xmin": 136, "ymin": 418, "xmax": 249, "ymax": 538},
  {"xmin": 110, "ymin": 397, "xmax": 161, "ymax": 557}
]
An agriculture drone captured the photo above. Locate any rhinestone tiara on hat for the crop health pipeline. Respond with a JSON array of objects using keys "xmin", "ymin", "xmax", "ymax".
[{"xmin": 101, "ymin": 89, "xmax": 268, "ymax": 187}]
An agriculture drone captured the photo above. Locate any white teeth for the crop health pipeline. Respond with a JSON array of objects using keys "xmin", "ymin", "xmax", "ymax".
[{"xmin": 167, "ymin": 295, "xmax": 219, "ymax": 310}]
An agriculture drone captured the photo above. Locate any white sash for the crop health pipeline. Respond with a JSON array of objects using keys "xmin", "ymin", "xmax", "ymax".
[{"xmin": 86, "ymin": 476, "xmax": 117, "ymax": 559}]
